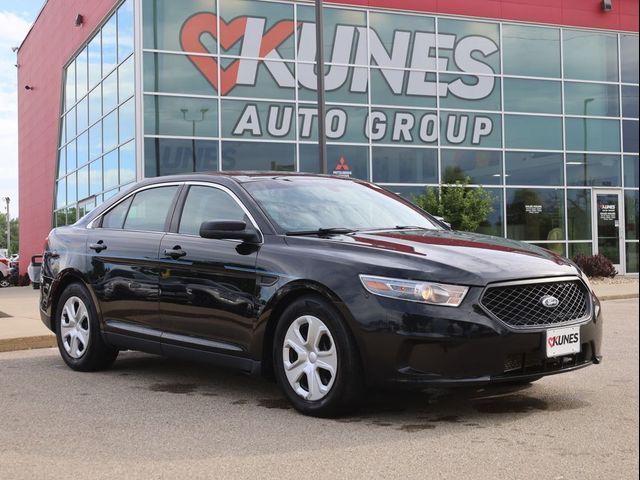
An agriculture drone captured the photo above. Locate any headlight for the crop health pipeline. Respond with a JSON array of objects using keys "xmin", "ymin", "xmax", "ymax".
[{"xmin": 359, "ymin": 275, "xmax": 469, "ymax": 307}]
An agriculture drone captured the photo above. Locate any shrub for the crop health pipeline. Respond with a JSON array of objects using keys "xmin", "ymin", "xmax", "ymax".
[
  {"xmin": 572, "ymin": 253, "xmax": 617, "ymax": 278},
  {"xmin": 412, "ymin": 176, "xmax": 494, "ymax": 232}
]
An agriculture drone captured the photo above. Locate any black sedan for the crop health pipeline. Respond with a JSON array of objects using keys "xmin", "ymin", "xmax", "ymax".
[{"xmin": 40, "ymin": 173, "xmax": 602, "ymax": 416}]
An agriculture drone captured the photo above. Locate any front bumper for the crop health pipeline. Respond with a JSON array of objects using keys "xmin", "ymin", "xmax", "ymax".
[{"xmin": 348, "ymin": 286, "xmax": 603, "ymax": 387}]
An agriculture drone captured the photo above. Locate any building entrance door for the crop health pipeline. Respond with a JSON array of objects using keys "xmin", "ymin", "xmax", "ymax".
[{"xmin": 592, "ymin": 190, "xmax": 624, "ymax": 272}]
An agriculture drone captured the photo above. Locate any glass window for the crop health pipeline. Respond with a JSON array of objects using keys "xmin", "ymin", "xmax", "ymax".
[
  {"xmin": 103, "ymin": 150, "xmax": 120, "ymax": 190},
  {"xmin": 370, "ymin": 68, "xmax": 436, "ymax": 108},
  {"xmin": 622, "ymin": 86, "xmax": 639, "ymax": 119},
  {"xmin": 90, "ymin": 158, "xmax": 103, "ymax": 196},
  {"xmin": 503, "ymin": 25, "xmax": 560, "ymax": 78},
  {"xmin": 56, "ymin": 178, "xmax": 66, "ymax": 209},
  {"xmin": 143, "ymin": 0, "xmax": 217, "ymax": 53},
  {"xmin": 565, "ymin": 118, "xmax": 620, "ymax": 152},
  {"xmin": 77, "ymin": 131, "xmax": 89, "ymax": 166},
  {"xmin": 124, "ymin": 186, "xmax": 179, "ymax": 231},
  {"xmin": 118, "ymin": 0, "xmax": 134, "ymax": 61},
  {"xmin": 625, "ymin": 156, "xmax": 639, "ymax": 188},
  {"xmin": 298, "ymin": 65, "xmax": 368, "ymax": 104},
  {"xmin": 118, "ymin": 56, "xmax": 135, "ymax": 102},
  {"xmin": 531, "ymin": 242, "xmax": 565, "ymax": 257},
  {"xmin": 623, "ymin": 120, "xmax": 639, "ymax": 153},
  {"xmin": 77, "ymin": 96, "xmax": 89, "ymax": 133},
  {"xmin": 89, "ymin": 122, "xmax": 102, "ymax": 160},
  {"xmin": 504, "ymin": 115, "xmax": 562, "ymax": 150},
  {"xmin": 505, "ymin": 152, "xmax": 563, "ymax": 186},
  {"xmin": 476, "ymin": 187, "xmax": 503, "ymax": 238},
  {"xmin": 564, "ymin": 82, "xmax": 619, "ymax": 117},
  {"xmin": 223, "ymin": 61, "xmax": 296, "ymax": 101},
  {"xmin": 506, "ymin": 188, "xmax": 565, "ymax": 241},
  {"xmin": 440, "ymin": 112, "xmax": 501, "ymax": 148},
  {"xmin": 566, "ymin": 153, "xmax": 621, "ymax": 187},
  {"xmin": 102, "ymin": 15, "xmax": 118, "ymax": 75},
  {"xmin": 440, "ymin": 149, "xmax": 502, "ymax": 185},
  {"xmin": 620, "ymin": 34, "xmax": 639, "ymax": 84},
  {"xmin": 568, "ymin": 242, "xmax": 592, "ymax": 259},
  {"xmin": 503, "ymin": 79, "xmax": 561, "ymax": 114},
  {"xmin": 567, "ymin": 189, "xmax": 591, "ymax": 240},
  {"xmin": 103, "ymin": 110, "xmax": 119, "ymax": 152},
  {"xmin": 369, "ymin": 12, "xmax": 434, "ymax": 66},
  {"xmin": 66, "ymin": 138, "xmax": 77, "ymax": 172},
  {"xmin": 627, "ymin": 242, "xmax": 639, "ymax": 273},
  {"xmin": 102, "ymin": 70, "xmax": 118, "ymax": 115},
  {"xmin": 626, "ymin": 190, "xmax": 639, "ymax": 240},
  {"xmin": 88, "ymin": 33, "xmax": 102, "ymax": 88},
  {"xmin": 77, "ymin": 166, "xmax": 89, "ymax": 200},
  {"xmin": 65, "ymin": 61, "xmax": 76, "ymax": 111},
  {"xmin": 66, "ymin": 107, "xmax": 76, "ymax": 140},
  {"xmin": 67, "ymin": 207, "xmax": 78, "ymax": 225},
  {"xmin": 102, "ymin": 196, "xmax": 132, "ymax": 229},
  {"xmin": 368, "ymin": 108, "xmax": 438, "ymax": 146},
  {"xmin": 144, "ymin": 95, "xmax": 218, "ymax": 137},
  {"xmin": 436, "ymin": 18, "xmax": 500, "ymax": 74},
  {"xmin": 221, "ymin": 141, "xmax": 295, "ymax": 172},
  {"xmin": 120, "ymin": 141, "xmax": 137, "ymax": 184},
  {"xmin": 76, "ymin": 47, "xmax": 88, "ymax": 99},
  {"xmin": 439, "ymin": 74, "xmax": 500, "ymax": 111},
  {"xmin": 179, "ymin": 186, "xmax": 246, "ymax": 235},
  {"xmin": 144, "ymin": 52, "xmax": 218, "ymax": 96},
  {"xmin": 119, "ymin": 98, "xmax": 135, "ymax": 144},
  {"xmin": 372, "ymin": 147, "xmax": 437, "ymax": 183},
  {"xmin": 299, "ymin": 144, "xmax": 369, "ymax": 181},
  {"xmin": 88, "ymin": 87, "xmax": 102, "ymax": 126},
  {"xmin": 57, "ymin": 147, "xmax": 66, "ymax": 178},
  {"xmin": 563, "ymin": 30, "xmax": 618, "ymax": 82},
  {"xmin": 144, "ymin": 138, "xmax": 219, "ymax": 176},
  {"xmin": 67, "ymin": 172, "xmax": 77, "ymax": 204}
]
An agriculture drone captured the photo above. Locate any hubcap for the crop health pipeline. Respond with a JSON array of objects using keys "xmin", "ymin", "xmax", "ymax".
[
  {"xmin": 282, "ymin": 315, "xmax": 338, "ymax": 401},
  {"xmin": 60, "ymin": 296, "xmax": 90, "ymax": 359}
]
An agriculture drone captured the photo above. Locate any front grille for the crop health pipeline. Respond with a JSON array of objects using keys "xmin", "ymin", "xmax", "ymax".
[{"xmin": 481, "ymin": 279, "xmax": 590, "ymax": 329}]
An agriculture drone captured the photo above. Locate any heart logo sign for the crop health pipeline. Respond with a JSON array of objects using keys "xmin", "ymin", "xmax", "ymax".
[{"xmin": 180, "ymin": 13, "xmax": 298, "ymax": 96}]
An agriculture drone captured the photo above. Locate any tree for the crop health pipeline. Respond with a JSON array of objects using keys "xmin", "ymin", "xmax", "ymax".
[
  {"xmin": 413, "ymin": 177, "xmax": 494, "ymax": 232},
  {"xmin": 0, "ymin": 214, "xmax": 19, "ymax": 254}
]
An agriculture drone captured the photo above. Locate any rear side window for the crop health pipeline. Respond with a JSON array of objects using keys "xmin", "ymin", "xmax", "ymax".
[
  {"xmin": 123, "ymin": 186, "xmax": 179, "ymax": 232},
  {"xmin": 178, "ymin": 186, "xmax": 246, "ymax": 235},
  {"xmin": 101, "ymin": 196, "xmax": 132, "ymax": 229}
]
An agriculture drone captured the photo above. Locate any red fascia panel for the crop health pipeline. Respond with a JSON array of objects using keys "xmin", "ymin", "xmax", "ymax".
[{"xmin": 326, "ymin": 0, "xmax": 639, "ymax": 31}]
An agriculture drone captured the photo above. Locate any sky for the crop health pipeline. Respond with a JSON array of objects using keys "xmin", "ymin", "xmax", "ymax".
[{"xmin": 0, "ymin": 0, "xmax": 45, "ymax": 218}]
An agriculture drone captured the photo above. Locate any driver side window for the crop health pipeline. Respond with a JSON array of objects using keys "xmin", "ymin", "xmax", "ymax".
[{"xmin": 179, "ymin": 186, "xmax": 247, "ymax": 235}]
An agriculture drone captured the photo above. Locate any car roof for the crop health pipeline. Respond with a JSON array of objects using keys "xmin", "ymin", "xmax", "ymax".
[{"xmin": 141, "ymin": 171, "xmax": 357, "ymax": 184}]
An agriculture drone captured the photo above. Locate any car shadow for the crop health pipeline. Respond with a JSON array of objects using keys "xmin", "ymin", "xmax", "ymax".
[{"xmin": 107, "ymin": 351, "xmax": 591, "ymax": 429}]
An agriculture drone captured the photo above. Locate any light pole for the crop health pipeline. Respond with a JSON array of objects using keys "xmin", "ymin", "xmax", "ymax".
[
  {"xmin": 315, "ymin": 0, "xmax": 327, "ymax": 174},
  {"xmin": 2, "ymin": 197, "xmax": 9, "ymax": 255}
]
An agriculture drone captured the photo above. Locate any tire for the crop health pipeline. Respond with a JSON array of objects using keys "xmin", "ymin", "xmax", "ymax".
[
  {"xmin": 273, "ymin": 295, "xmax": 363, "ymax": 417},
  {"xmin": 55, "ymin": 283, "xmax": 118, "ymax": 371}
]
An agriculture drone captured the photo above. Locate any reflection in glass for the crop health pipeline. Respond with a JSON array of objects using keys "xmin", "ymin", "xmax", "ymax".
[
  {"xmin": 566, "ymin": 153, "xmax": 621, "ymax": 187},
  {"xmin": 144, "ymin": 138, "xmax": 219, "ymax": 176},
  {"xmin": 119, "ymin": 99, "xmax": 136, "ymax": 144},
  {"xmin": 89, "ymin": 122, "xmax": 102, "ymax": 160},
  {"xmin": 503, "ymin": 78, "xmax": 561, "ymax": 114},
  {"xmin": 77, "ymin": 131, "xmax": 89, "ymax": 166},
  {"xmin": 118, "ymin": 56, "xmax": 135, "ymax": 102},
  {"xmin": 103, "ymin": 150, "xmax": 119, "ymax": 190},
  {"xmin": 102, "ymin": 15, "xmax": 118, "ymax": 75},
  {"xmin": 118, "ymin": 0, "xmax": 134, "ymax": 61},
  {"xmin": 56, "ymin": 178, "xmax": 66, "ymax": 209},
  {"xmin": 65, "ymin": 61, "xmax": 76, "ymax": 111},
  {"xmin": 564, "ymin": 82, "xmax": 619, "ymax": 117},
  {"xmin": 568, "ymin": 242, "xmax": 592, "ymax": 259},
  {"xmin": 565, "ymin": 118, "xmax": 620, "ymax": 152},
  {"xmin": 102, "ymin": 71, "xmax": 118, "ymax": 115},
  {"xmin": 567, "ymin": 189, "xmax": 591, "ymax": 240},
  {"xmin": 120, "ymin": 141, "xmax": 137, "ymax": 184},
  {"xmin": 88, "ymin": 87, "xmax": 102, "ymax": 126},
  {"xmin": 76, "ymin": 96, "xmax": 88, "ymax": 133},
  {"xmin": 476, "ymin": 187, "xmax": 503, "ymax": 237},
  {"xmin": 507, "ymin": 188, "xmax": 565, "ymax": 241},
  {"xmin": 77, "ymin": 166, "xmax": 89, "ymax": 200},
  {"xmin": 505, "ymin": 152, "xmax": 563, "ymax": 186},
  {"xmin": 626, "ymin": 190, "xmax": 639, "ymax": 240},
  {"xmin": 622, "ymin": 86, "xmax": 639, "ymax": 119},
  {"xmin": 595, "ymin": 193, "xmax": 620, "ymax": 264},
  {"xmin": 76, "ymin": 47, "xmax": 88, "ymax": 98},
  {"xmin": 620, "ymin": 35, "xmax": 639, "ymax": 84},
  {"xmin": 504, "ymin": 115, "xmax": 562, "ymax": 150},
  {"xmin": 90, "ymin": 158, "xmax": 103, "ymax": 196},
  {"xmin": 145, "ymin": 95, "xmax": 218, "ymax": 137},
  {"xmin": 440, "ymin": 149, "xmax": 501, "ymax": 185},
  {"xmin": 623, "ymin": 120, "xmax": 639, "ymax": 153},
  {"xmin": 67, "ymin": 172, "xmax": 77, "ymax": 204},
  {"xmin": 436, "ymin": 18, "xmax": 500, "ymax": 74},
  {"xmin": 624, "ymin": 156, "xmax": 639, "ymax": 188},
  {"xmin": 372, "ymin": 147, "xmax": 437, "ymax": 183},
  {"xmin": 299, "ymin": 144, "xmax": 369, "ymax": 181},
  {"xmin": 222, "ymin": 141, "xmax": 295, "ymax": 172},
  {"xmin": 103, "ymin": 110, "xmax": 119, "ymax": 152},
  {"xmin": 439, "ymin": 75, "xmax": 500, "ymax": 111},
  {"xmin": 563, "ymin": 30, "xmax": 618, "ymax": 82},
  {"xmin": 88, "ymin": 33, "xmax": 102, "ymax": 88},
  {"xmin": 144, "ymin": 52, "xmax": 218, "ymax": 96},
  {"xmin": 627, "ymin": 242, "xmax": 639, "ymax": 273},
  {"xmin": 503, "ymin": 25, "xmax": 560, "ymax": 78},
  {"xmin": 57, "ymin": 147, "xmax": 66, "ymax": 179}
]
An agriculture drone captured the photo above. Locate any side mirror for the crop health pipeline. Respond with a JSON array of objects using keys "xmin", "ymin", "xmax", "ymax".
[
  {"xmin": 199, "ymin": 220, "xmax": 260, "ymax": 243},
  {"xmin": 433, "ymin": 216, "xmax": 452, "ymax": 230}
]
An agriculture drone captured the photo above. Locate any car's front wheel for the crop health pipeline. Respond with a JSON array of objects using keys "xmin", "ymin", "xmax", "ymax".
[
  {"xmin": 273, "ymin": 295, "xmax": 363, "ymax": 417},
  {"xmin": 55, "ymin": 283, "xmax": 118, "ymax": 371}
]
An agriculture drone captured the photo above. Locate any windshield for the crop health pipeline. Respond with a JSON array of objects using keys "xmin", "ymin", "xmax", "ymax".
[{"xmin": 243, "ymin": 177, "xmax": 440, "ymax": 233}]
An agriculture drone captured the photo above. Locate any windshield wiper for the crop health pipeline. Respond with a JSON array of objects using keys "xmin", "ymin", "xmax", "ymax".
[{"xmin": 285, "ymin": 227, "xmax": 357, "ymax": 237}]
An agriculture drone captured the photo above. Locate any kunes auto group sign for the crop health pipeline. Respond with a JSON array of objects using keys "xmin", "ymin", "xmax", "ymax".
[{"xmin": 180, "ymin": 13, "xmax": 499, "ymax": 146}]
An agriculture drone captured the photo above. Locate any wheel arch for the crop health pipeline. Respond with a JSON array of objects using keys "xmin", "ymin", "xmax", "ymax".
[
  {"xmin": 257, "ymin": 280, "xmax": 366, "ymax": 379},
  {"xmin": 49, "ymin": 269, "xmax": 102, "ymax": 333}
]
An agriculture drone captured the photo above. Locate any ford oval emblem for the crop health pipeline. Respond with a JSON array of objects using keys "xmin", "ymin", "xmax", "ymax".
[{"xmin": 541, "ymin": 295, "xmax": 560, "ymax": 308}]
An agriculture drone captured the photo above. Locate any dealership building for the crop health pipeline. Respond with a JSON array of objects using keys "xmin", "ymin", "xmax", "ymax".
[{"xmin": 18, "ymin": 0, "xmax": 639, "ymax": 272}]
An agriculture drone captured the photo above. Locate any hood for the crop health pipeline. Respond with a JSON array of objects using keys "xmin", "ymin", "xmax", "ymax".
[{"xmin": 311, "ymin": 229, "xmax": 579, "ymax": 286}]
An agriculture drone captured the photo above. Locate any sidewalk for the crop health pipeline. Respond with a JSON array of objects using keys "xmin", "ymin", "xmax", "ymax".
[{"xmin": 1, "ymin": 280, "xmax": 638, "ymax": 353}]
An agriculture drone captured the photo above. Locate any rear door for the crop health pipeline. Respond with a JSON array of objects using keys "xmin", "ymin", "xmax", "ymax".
[
  {"xmin": 87, "ymin": 184, "xmax": 181, "ymax": 350},
  {"xmin": 158, "ymin": 183, "xmax": 261, "ymax": 357}
]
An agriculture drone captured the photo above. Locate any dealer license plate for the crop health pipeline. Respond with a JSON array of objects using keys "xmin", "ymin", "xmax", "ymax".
[{"xmin": 546, "ymin": 326, "xmax": 581, "ymax": 358}]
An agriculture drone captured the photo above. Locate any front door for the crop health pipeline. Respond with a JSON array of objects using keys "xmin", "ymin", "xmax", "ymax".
[
  {"xmin": 158, "ymin": 184, "xmax": 261, "ymax": 357},
  {"xmin": 592, "ymin": 190, "xmax": 623, "ymax": 272}
]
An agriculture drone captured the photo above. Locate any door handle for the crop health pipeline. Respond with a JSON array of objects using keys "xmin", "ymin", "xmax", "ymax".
[
  {"xmin": 164, "ymin": 246, "xmax": 187, "ymax": 259},
  {"xmin": 89, "ymin": 241, "xmax": 107, "ymax": 253}
]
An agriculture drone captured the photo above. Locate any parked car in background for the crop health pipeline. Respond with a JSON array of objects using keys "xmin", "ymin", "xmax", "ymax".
[
  {"xmin": 28, "ymin": 255, "xmax": 43, "ymax": 290},
  {"xmin": 0, "ymin": 260, "xmax": 10, "ymax": 288},
  {"xmin": 39, "ymin": 173, "xmax": 603, "ymax": 416},
  {"xmin": 9, "ymin": 254, "xmax": 19, "ymax": 269},
  {"xmin": 0, "ymin": 253, "xmax": 8, "ymax": 267}
]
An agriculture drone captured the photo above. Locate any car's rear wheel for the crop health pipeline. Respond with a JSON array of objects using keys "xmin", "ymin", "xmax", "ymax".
[
  {"xmin": 55, "ymin": 283, "xmax": 118, "ymax": 371},
  {"xmin": 273, "ymin": 295, "xmax": 363, "ymax": 417}
]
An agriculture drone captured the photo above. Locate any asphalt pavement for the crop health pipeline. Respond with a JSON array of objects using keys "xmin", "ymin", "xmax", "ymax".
[{"xmin": 0, "ymin": 298, "xmax": 638, "ymax": 480}]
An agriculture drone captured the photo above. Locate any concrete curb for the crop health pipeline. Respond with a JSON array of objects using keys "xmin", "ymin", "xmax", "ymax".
[
  {"xmin": 0, "ymin": 335, "xmax": 56, "ymax": 353},
  {"xmin": 599, "ymin": 293, "xmax": 640, "ymax": 301}
]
